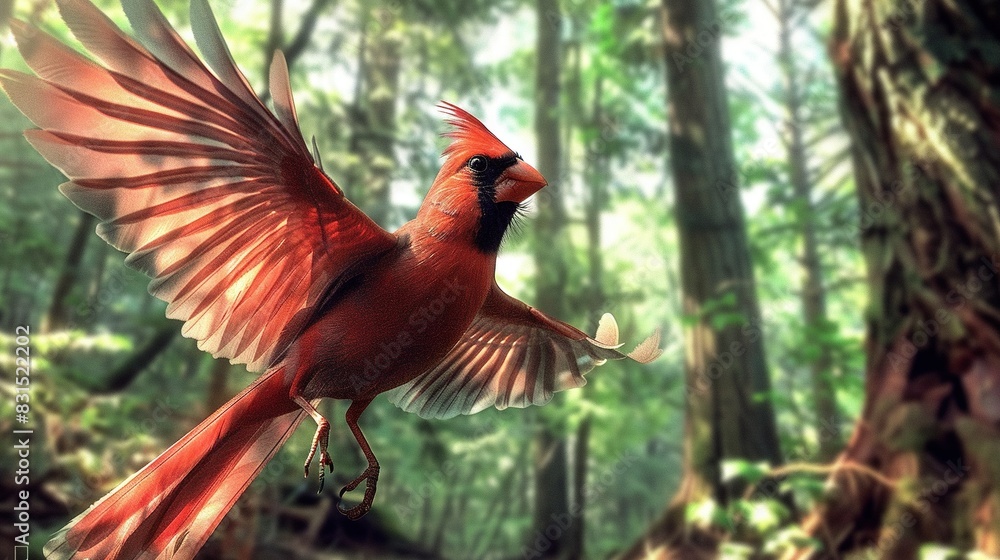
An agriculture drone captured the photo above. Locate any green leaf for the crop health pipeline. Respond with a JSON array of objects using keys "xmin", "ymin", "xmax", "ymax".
[
  {"xmin": 685, "ymin": 498, "xmax": 729, "ymax": 529},
  {"xmin": 721, "ymin": 459, "xmax": 770, "ymax": 484}
]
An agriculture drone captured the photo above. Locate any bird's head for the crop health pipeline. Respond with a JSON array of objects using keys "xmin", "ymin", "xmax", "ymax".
[{"xmin": 419, "ymin": 102, "xmax": 547, "ymax": 253}]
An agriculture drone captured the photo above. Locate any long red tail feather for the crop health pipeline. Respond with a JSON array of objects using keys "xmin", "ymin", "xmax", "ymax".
[{"xmin": 44, "ymin": 366, "xmax": 303, "ymax": 560}]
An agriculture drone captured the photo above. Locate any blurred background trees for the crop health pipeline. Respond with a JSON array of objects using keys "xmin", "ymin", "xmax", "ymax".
[{"xmin": 1, "ymin": 0, "xmax": 997, "ymax": 558}]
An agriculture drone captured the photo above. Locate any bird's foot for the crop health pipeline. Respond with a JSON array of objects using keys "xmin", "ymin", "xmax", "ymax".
[
  {"xmin": 303, "ymin": 419, "xmax": 333, "ymax": 492},
  {"xmin": 337, "ymin": 462, "xmax": 380, "ymax": 520}
]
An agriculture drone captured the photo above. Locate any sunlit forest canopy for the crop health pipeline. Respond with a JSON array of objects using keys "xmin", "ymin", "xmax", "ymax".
[{"xmin": 1, "ymin": 0, "xmax": 998, "ymax": 557}]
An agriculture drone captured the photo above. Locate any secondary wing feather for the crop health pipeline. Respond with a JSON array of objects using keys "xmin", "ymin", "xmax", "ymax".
[{"xmin": 387, "ymin": 283, "xmax": 662, "ymax": 419}]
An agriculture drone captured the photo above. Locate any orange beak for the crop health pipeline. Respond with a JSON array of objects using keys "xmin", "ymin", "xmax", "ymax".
[{"xmin": 494, "ymin": 161, "xmax": 547, "ymax": 203}]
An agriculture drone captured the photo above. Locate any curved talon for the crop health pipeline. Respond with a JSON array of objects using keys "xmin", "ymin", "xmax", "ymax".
[
  {"xmin": 316, "ymin": 450, "xmax": 334, "ymax": 494},
  {"xmin": 337, "ymin": 464, "xmax": 380, "ymax": 520},
  {"xmin": 303, "ymin": 418, "xmax": 332, "ymax": 487}
]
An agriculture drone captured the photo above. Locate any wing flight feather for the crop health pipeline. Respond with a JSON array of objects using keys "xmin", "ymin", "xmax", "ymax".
[
  {"xmin": 387, "ymin": 283, "xmax": 662, "ymax": 419},
  {"xmin": 0, "ymin": 0, "xmax": 396, "ymax": 371}
]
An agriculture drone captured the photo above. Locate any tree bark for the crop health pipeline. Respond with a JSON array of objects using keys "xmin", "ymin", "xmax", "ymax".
[
  {"xmin": 663, "ymin": 0, "xmax": 783, "ymax": 495},
  {"xmin": 786, "ymin": 0, "xmax": 1000, "ymax": 557},
  {"xmin": 620, "ymin": 0, "xmax": 784, "ymax": 556}
]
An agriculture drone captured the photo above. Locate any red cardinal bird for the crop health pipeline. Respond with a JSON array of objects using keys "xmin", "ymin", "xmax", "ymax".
[{"xmin": 1, "ymin": 0, "xmax": 661, "ymax": 557}]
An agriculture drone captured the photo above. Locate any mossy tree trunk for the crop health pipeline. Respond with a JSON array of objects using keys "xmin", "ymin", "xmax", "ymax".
[{"xmin": 787, "ymin": 0, "xmax": 1000, "ymax": 557}]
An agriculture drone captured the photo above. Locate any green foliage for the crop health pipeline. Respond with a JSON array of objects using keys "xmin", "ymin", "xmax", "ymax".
[
  {"xmin": 686, "ymin": 497, "xmax": 731, "ymax": 530},
  {"xmin": 722, "ymin": 459, "xmax": 770, "ymax": 484}
]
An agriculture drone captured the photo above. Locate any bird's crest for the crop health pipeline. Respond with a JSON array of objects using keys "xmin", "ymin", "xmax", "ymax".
[{"xmin": 439, "ymin": 101, "xmax": 514, "ymax": 162}]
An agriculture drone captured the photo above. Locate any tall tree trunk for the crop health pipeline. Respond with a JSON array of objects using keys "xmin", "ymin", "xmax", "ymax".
[
  {"xmin": 621, "ymin": 0, "xmax": 784, "ymax": 556},
  {"xmin": 786, "ymin": 0, "xmax": 1000, "ymax": 557},
  {"xmin": 527, "ymin": 1, "xmax": 573, "ymax": 558},
  {"xmin": 774, "ymin": 0, "xmax": 842, "ymax": 461},
  {"xmin": 44, "ymin": 211, "xmax": 94, "ymax": 332}
]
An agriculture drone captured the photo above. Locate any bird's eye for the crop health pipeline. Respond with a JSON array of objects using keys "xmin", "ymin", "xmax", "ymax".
[{"xmin": 468, "ymin": 156, "xmax": 489, "ymax": 173}]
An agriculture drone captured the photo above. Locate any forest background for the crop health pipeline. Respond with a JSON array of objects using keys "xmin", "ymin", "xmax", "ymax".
[{"xmin": 1, "ymin": 0, "xmax": 998, "ymax": 558}]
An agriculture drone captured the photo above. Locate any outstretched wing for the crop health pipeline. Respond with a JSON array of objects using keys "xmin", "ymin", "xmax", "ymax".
[
  {"xmin": 0, "ymin": 0, "xmax": 398, "ymax": 371},
  {"xmin": 387, "ymin": 282, "xmax": 662, "ymax": 419}
]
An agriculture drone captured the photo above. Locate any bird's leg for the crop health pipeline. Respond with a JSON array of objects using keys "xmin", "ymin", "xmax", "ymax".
[
  {"xmin": 292, "ymin": 395, "xmax": 334, "ymax": 492},
  {"xmin": 338, "ymin": 398, "xmax": 379, "ymax": 520}
]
